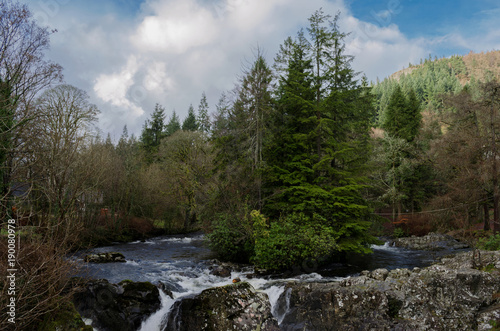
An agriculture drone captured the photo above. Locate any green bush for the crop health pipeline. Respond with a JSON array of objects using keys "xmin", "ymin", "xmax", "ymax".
[
  {"xmin": 393, "ymin": 227, "xmax": 406, "ymax": 238},
  {"xmin": 207, "ymin": 214, "xmax": 254, "ymax": 263},
  {"xmin": 252, "ymin": 213, "xmax": 338, "ymax": 271},
  {"xmin": 477, "ymin": 234, "xmax": 500, "ymax": 251}
]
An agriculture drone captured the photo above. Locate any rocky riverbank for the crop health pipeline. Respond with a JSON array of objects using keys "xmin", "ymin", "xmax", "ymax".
[
  {"xmin": 391, "ymin": 232, "xmax": 470, "ymax": 251},
  {"xmin": 278, "ymin": 250, "xmax": 500, "ymax": 330}
]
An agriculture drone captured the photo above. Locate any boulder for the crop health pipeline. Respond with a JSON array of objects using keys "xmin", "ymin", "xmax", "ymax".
[
  {"xmin": 279, "ymin": 250, "xmax": 500, "ymax": 331},
  {"xmin": 392, "ymin": 232, "xmax": 469, "ymax": 251},
  {"xmin": 72, "ymin": 279, "xmax": 161, "ymax": 331},
  {"xmin": 166, "ymin": 282, "xmax": 280, "ymax": 331},
  {"xmin": 83, "ymin": 252, "xmax": 126, "ymax": 263}
]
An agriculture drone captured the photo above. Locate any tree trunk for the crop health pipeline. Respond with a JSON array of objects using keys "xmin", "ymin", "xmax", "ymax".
[{"xmin": 484, "ymin": 202, "xmax": 491, "ymax": 231}]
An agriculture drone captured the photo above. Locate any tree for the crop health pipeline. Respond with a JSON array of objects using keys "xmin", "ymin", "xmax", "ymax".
[
  {"xmin": 29, "ymin": 85, "xmax": 99, "ymax": 226},
  {"xmin": 0, "ymin": 0, "xmax": 63, "ymax": 216},
  {"xmin": 429, "ymin": 82, "xmax": 500, "ymax": 232},
  {"xmin": 198, "ymin": 92, "xmax": 211, "ymax": 133},
  {"xmin": 165, "ymin": 110, "xmax": 181, "ymax": 137},
  {"xmin": 260, "ymin": 10, "xmax": 376, "ymax": 269},
  {"xmin": 159, "ymin": 131, "xmax": 214, "ymax": 230},
  {"xmin": 182, "ymin": 104, "xmax": 198, "ymax": 131},
  {"xmin": 383, "ymin": 85, "xmax": 422, "ymax": 142},
  {"xmin": 140, "ymin": 103, "xmax": 166, "ymax": 159}
]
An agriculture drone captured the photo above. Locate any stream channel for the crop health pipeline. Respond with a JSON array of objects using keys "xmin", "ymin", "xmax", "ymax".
[{"xmin": 75, "ymin": 232, "xmax": 466, "ymax": 330}]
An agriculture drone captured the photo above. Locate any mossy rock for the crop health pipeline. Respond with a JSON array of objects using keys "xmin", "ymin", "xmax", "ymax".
[{"xmin": 38, "ymin": 301, "xmax": 93, "ymax": 331}]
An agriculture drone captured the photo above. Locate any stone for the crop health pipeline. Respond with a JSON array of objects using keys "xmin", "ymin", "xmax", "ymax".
[
  {"xmin": 392, "ymin": 232, "xmax": 469, "ymax": 251},
  {"xmin": 166, "ymin": 282, "xmax": 280, "ymax": 331},
  {"xmin": 278, "ymin": 250, "xmax": 500, "ymax": 331},
  {"xmin": 72, "ymin": 279, "xmax": 161, "ymax": 331},
  {"xmin": 83, "ymin": 252, "xmax": 126, "ymax": 263}
]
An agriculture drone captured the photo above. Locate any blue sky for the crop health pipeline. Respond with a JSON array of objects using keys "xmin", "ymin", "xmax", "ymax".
[{"xmin": 21, "ymin": 0, "xmax": 500, "ymax": 139}]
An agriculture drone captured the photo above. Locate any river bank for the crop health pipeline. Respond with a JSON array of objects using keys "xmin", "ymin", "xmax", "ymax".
[{"xmin": 63, "ymin": 232, "xmax": 491, "ymax": 330}]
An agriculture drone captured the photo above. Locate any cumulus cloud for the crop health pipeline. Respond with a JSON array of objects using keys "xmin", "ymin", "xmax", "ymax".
[{"xmin": 21, "ymin": 0, "xmax": 500, "ymax": 139}]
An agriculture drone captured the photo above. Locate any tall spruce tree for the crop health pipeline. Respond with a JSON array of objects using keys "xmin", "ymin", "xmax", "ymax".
[
  {"xmin": 260, "ymin": 10, "xmax": 376, "ymax": 269},
  {"xmin": 198, "ymin": 92, "xmax": 211, "ymax": 133},
  {"xmin": 140, "ymin": 103, "xmax": 166, "ymax": 160},
  {"xmin": 182, "ymin": 104, "xmax": 198, "ymax": 131},
  {"xmin": 165, "ymin": 110, "xmax": 181, "ymax": 136}
]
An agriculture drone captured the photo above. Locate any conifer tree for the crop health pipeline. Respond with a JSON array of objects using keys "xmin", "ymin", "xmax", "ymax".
[
  {"xmin": 182, "ymin": 104, "xmax": 198, "ymax": 131},
  {"xmin": 198, "ymin": 92, "xmax": 211, "ymax": 133},
  {"xmin": 165, "ymin": 110, "xmax": 181, "ymax": 136}
]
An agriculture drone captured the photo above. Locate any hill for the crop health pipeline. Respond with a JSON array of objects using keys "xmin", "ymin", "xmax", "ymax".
[{"xmin": 372, "ymin": 50, "xmax": 500, "ymax": 125}]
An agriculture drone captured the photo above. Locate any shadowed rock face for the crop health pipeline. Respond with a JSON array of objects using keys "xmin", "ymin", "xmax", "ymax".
[
  {"xmin": 72, "ymin": 279, "xmax": 161, "ymax": 331},
  {"xmin": 279, "ymin": 250, "xmax": 500, "ymax": 331},
  {"xmin": 166, "ymin": 282, "xmax": 280, "ymax": 331}
]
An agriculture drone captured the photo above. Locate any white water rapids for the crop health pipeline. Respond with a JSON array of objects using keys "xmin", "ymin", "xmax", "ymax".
[{"xmin": 76, "ymin": 234, "xmax": 459, "ymax": 330}]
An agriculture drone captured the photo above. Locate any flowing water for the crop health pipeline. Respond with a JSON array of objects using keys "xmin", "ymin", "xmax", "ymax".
[{"xmin": 75, "ymin": 233, "xmax": 467, "ymax": 330}]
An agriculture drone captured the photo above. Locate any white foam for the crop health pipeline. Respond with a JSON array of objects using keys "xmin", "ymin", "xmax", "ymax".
[
  {"xmin": 139, "ymin": 290, "xmax": 176, "ymax": 331},
  {"xmin": 371, "ymin": 242, "xmax": 399, "ymax": 252}
]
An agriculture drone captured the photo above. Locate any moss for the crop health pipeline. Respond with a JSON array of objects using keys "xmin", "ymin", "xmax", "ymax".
[
  {"xmin": 387, "ymin": 296, "xmax": 403, "ymax": 318},
  {"xmin": 37, "ymin": 301, "xmax": 93, "ymax": 331}
]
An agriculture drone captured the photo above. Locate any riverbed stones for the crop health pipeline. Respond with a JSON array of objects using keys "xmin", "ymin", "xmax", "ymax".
[
  {"xmin": 83, "ymin": 252, "xmax": 126, "ymax": 263},
  {"xmin": 72, "ymin": 279, "xmax": 161, "ymax": 331},
  {"xmin": 166, "ymin": 281, "xmax": 280, "ymax": 331},
  {"xmin": 392, "ymin": 232, "xmax": 469, "ymax": 250},
  {"xmin": 279, "ymin": 250, "xmax": 500, "ymax": 331}
]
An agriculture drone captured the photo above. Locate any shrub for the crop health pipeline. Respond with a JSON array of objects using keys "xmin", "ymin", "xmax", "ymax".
[
  {"xmin": 252, "ymin": 213, "xmax": 338, "ymax": 271},
  {"xmin": 0, "ymin": 234, "xmax": 78, "ymax": 330},
  {"xmin": 207, "ymin": 214, "xmax": 255, "ymax": 263},
  {"xmin": 477, "ymin": 234, "xmax": 500, "ymax": 251}
]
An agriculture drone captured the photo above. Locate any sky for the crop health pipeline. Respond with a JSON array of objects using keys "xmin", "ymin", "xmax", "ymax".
[{"xmin": 22, "ymin": 0, "xmax": 500, "ymax": 140}]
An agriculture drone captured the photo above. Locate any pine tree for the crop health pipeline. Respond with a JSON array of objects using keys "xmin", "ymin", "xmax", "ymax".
[
  {"xmin": 182, "ymin": 104, "xmax": 198, "ymax": 131},
  {"xmin": 259, "ymin": 11, "xmax": 376, "ymax": 269},
  {"xmin": 383, "ymin": 85, "xmax": 422, "ymax": 142},
  {"xmin": 198, "ymin": 92, "xmax": 211, "ymax": 133},
  {"xmin": 165, "ymin": 111, "xmax": 181, "ymax": 137}
]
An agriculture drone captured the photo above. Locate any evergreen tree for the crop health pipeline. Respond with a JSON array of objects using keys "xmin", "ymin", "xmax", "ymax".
[
  {"xmin": 182, "ymin": 104, "xmax": 198, "ymax": 131},
  {"xmin": 165, "ymin": 110, "xmax": 181, "ymax": 137},
  {"xmin": 258, "ymin": 10, "xmax": 376, "ymax": 270},
  {"xmin": 383, "ymin": 86, "xmax": 421, "ymax": 142},
  {"xmin": 198, "ymin": 92, "xmax": 211, "ymax": 133},
  {"xmin": 140, "ymin": 103, "xmax": 166, "ymax": 157}
]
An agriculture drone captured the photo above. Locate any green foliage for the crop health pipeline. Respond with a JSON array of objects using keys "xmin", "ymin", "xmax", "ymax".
[
  {"xmin": 252, "ymin": 213, "xmax": 338, "ymax": 271},
  {"xmin": 477, "ymin": 234, "xmax": 500, "ymax": 251},
  {"xmin": 393, "ymin": 227, "xmax": 406, "ymax": 238},
  {"xmin": 165, "ymin": 110, "xmax": 181, "ymax": 137},
  {"xmin": 207, "ymin": 213, "xmax": 255, "ymax": 263},
  {"xmin": 182, "ymin": 104, "xmax": 198, "ymax": 131}
]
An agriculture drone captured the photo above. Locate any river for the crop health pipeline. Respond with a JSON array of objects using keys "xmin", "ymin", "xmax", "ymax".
[{"xmin": 75, "ymin": 233, "xmax": 465, "ymax": 330}]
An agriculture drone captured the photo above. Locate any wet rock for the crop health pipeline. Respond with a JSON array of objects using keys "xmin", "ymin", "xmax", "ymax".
[
  {"xmin": 209, "ymin": 265, "xmax": 232, "ymax": 277},
  {"xmin": 279, "ymin": 250, "xmax": 500, "ymax": 331},
  {"xmin": 72, "ymin": 279, "xmax": 161, "ymax": 331},
  {"xmin": 392, "ymin": 232, "xmax": 469, "ymax": 251},
  {"xmin": 83, "ymin": 252, "xmax": 126, "ymax": 263},
  {"xmin": 166, "ymin": 281, "xmax": 280, "ymax": 331}
]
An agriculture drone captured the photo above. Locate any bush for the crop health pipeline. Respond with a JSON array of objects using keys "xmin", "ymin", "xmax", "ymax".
[
  {"xmin": 207, "ymin": 214, "xmax": 255, "ymax": 263},
  {"xmin": 252, "ymin": 213, "xmax": 338, "ymax": 271},
  {"xmin": 477, "ymin": 234, "xmax": 500, "ymax": 251},
  {"xmin": 0, "ymin": 234, "xmax": 78, "ymax": 330}
]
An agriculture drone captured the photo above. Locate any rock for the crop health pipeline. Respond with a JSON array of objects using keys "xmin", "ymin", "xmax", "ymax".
[
  {"xmin": 279, "ymin": 250, "xmax": 500, "ymax": 331},
  {"xmin": 370, "ymin": 268, "xmax": 389, "ymax": 280},
  {"xmin": 38, "ymin": 301, "xmax": 93, "ymax": 331},
  {"xmin": 209, "ymin": 265, "xmax": 232, "ymax": 277},
  {"xmin": 72, "ymin": 279, "xmax": 161, "ymax": 331},
  {"xmin": 83, "ymin": 252, "xmax": 126, "ymax": 263},
  {"xmin": 166, "ymin": 282, "xmax": 280, "ymax": 331},
  {"xmin": 393, "ymin": 232, "xmax": 469, "ymax": 251}
]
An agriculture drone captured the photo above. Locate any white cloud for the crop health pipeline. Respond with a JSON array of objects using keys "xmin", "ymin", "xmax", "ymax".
[
  {"xmin": 94, "ymin": 56, "xmax": 144, "ymax": 118},
  {"xmin": 23, "ymin": 0, "xmax": 500, "ymax": 139}
]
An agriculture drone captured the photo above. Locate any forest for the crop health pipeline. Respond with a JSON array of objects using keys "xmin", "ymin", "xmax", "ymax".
[{"xmin": 1, "ymin": 2, "xmax": 500, "ymax": 328}]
